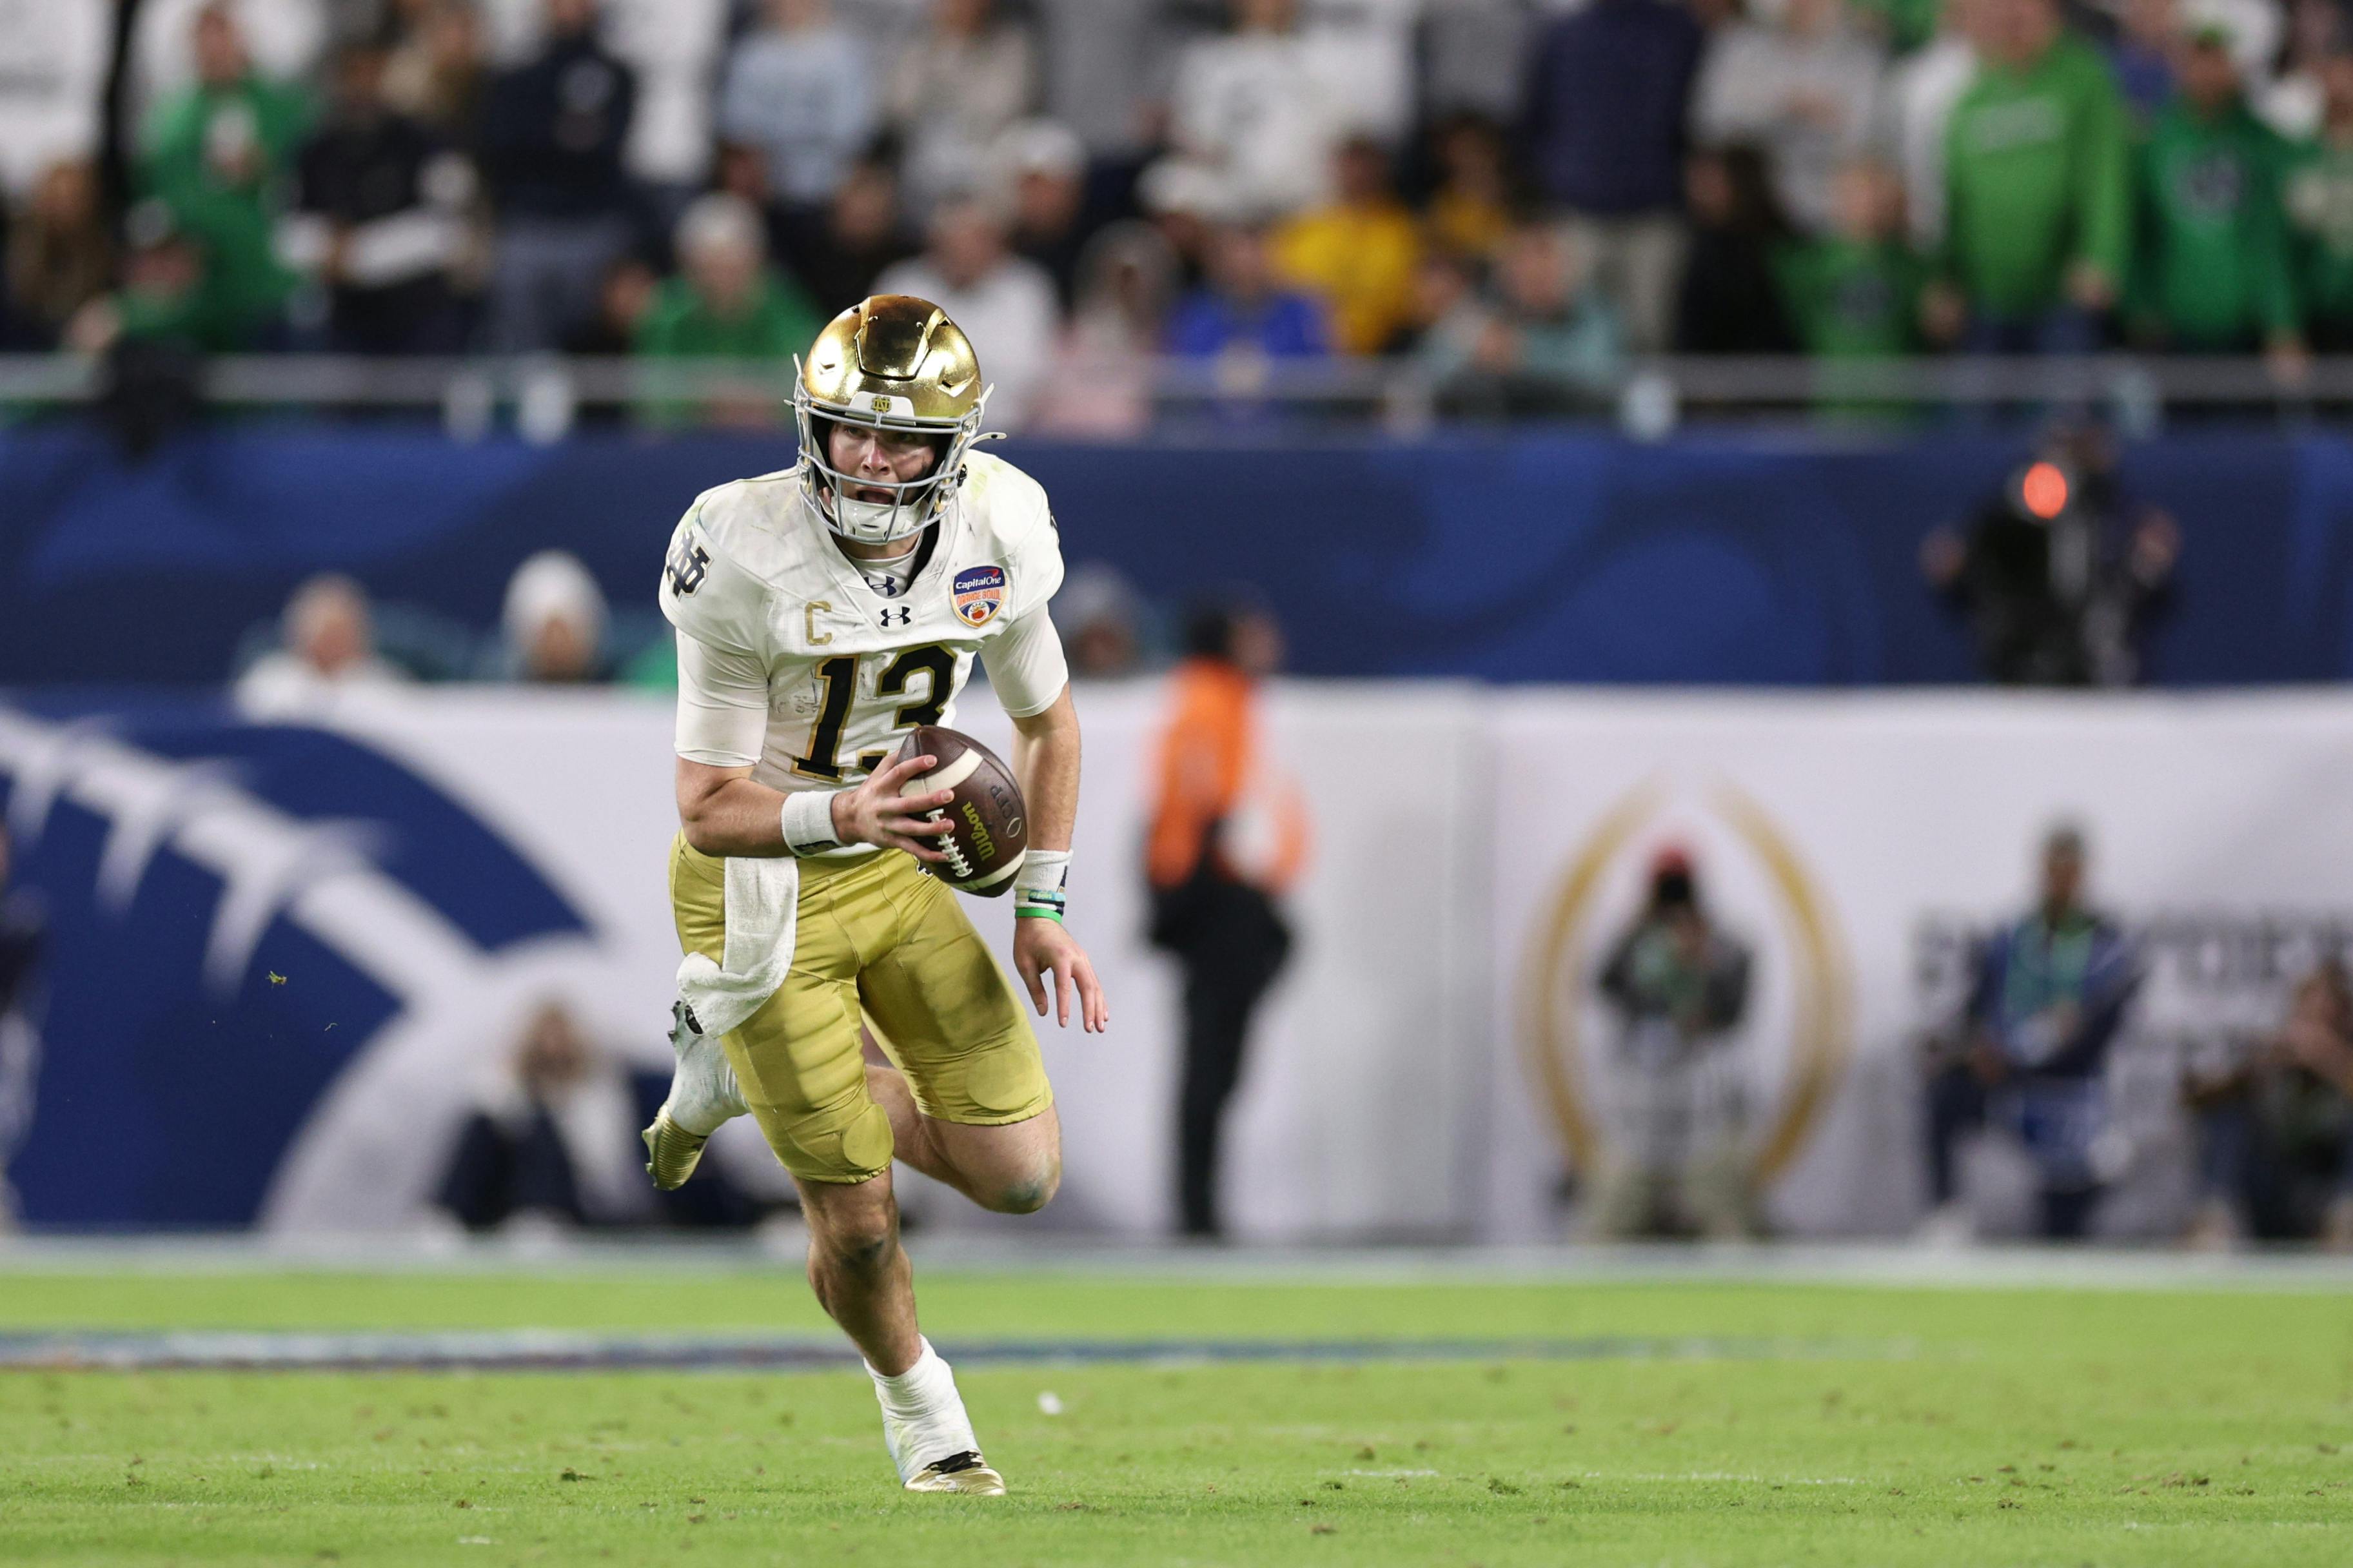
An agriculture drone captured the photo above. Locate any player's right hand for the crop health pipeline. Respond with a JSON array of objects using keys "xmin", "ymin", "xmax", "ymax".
[{"xmin": 831, "ymin": 752, "xmax": 957, "ymax": 862}]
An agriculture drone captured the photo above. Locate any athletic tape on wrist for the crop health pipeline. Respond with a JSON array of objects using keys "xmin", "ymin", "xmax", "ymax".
[
  {"xmin": 1014, "ymin": 849, "xmax": 1070, "ymax": 920},
  {"xmin": 780, "ymin": 789, "xmax": 844, "ymax": 856},
  {"xmin": 1014, "ymin": 848, "xmax": 1070, "ymax": 902}
]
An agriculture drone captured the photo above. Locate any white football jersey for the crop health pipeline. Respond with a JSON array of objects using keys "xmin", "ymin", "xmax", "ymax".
[{"xmin": 659, "ymin": 449, "xmax": 1067, "ymax": 796}]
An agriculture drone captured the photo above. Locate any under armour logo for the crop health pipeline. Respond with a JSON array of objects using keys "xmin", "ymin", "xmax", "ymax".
[{"xmin": 878, "ymin": 605, "xmax": 913, "ymax": 629}]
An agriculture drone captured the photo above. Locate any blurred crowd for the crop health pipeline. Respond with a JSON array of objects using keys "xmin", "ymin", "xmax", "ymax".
[
  {"xmin": 231, "ymin": 552, "xmax": 654, "ymax": 707},
  {"xmin": 229, "ymin": 552, "xmax": 1159, "ymax": 703},
  {"xmin": 6, "ymin": 0, "xmax": 2353, "ymax": 431}
]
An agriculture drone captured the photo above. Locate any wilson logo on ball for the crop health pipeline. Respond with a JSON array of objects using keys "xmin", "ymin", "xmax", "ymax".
[
  {"xmin": 891, "ymin": 725, "xmax": 1029, "ymax": 896},
  {"xmin": 961, "ymin": 800, "xmax": 996, "ymax": 860}
]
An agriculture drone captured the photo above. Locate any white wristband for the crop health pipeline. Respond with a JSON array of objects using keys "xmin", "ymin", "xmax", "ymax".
[
  {"xmin": 1014, "ymin": 848, "xmax": 1070, "ymax": 906},
  {"xmin": 780, "ymin": 789, "xmax": 843, "ymax": 856}
]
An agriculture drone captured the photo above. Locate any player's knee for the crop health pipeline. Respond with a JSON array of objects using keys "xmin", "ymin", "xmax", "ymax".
[
  {"xmin": 809, "ymin": 1199, "xmax": 899, "ymax": 1274},
  {"xmin": 980, "ymin": 1157, "xmax": 1059, "ymax": 1215}
]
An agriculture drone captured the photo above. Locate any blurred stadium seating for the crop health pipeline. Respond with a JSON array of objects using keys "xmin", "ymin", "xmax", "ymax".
[{"xmin": 2, "ymin": 0, "xmax": 2349, "ymax": 423}]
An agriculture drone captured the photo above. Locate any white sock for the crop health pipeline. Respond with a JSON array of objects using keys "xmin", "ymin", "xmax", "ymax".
[
  {"xmin": 866, "ymin": 1337, "xmax": 980, "ymax": 1478},
  {"xmin": 663, "ymin": 1076, "xmax": 738, "ymax": 1137},
  {"xmin": 867, "ymin": 1337, "xmax": 958, "ymax": 1418},
  {"xmin": 662, "ymin": 1008, "xmax": 745, "ymax": 1136}
]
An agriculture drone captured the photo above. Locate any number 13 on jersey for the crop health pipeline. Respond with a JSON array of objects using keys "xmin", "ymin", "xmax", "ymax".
[{"xmin": 790, "ymin": 644, "xmax": 959, "ymax": 780}]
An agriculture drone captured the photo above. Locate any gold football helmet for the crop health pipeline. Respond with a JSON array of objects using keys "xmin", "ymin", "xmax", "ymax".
[{"xmin": 793, "ymin": 295, "xmax": 991, "ymax": 545}]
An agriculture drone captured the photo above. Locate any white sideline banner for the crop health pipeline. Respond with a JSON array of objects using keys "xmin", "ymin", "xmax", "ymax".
[
  {"xmin": 1484, "ymin": 691, "xmax": 2353, "ymax": 1240},
  {"xmin": 268, "ymin": 681, "xmax": 1486, "ymax": 1240},
  {"xmin": 259, "ymin": 686, "xmax": 2353, "ymax": 1240}
]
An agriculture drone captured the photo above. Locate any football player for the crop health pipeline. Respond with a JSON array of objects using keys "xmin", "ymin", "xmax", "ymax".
[{"xmin": 644, "ymin": 295, "xmax": 1108, "ymax": 1495}]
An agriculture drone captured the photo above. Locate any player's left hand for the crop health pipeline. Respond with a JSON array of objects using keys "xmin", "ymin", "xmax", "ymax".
[{"xmin": 1014, "ymin": 919, "xmax": 1109, "ymax": 1034}]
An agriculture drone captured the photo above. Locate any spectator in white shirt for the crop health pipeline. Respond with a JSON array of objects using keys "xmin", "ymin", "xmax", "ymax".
[
  {"xmin": 1034, "ymin": 0, "xmax": 1164, "ymax": 158},
  {"xmin": 874, "ymin": 193, "xmax": 1059, "ymax": 429},
  {"xmin": 885, "ymin": 0, "xmax": 1039, "ymax": 215},
  {"xmin": 597, "ymin": 0, "xmax": 727, "ymax": 206},
  {"xmin": 235, "ymin": 574, "xmax": 409, "ymax": 716},
  {"xmin": 498, "ymin": 549, "xmax": 611, "ymax": 683},
  {"xmin": 1169, "ymin": 0, "xmax": 1344, "ymax": 220},
  {"xmin": 1691, "ymin": 0, "xmax": 1888, "ymax": 237},
  {"xmin": 1294, "ymin": 0, "xmax": 1419, "ymax": 144},
  {"xmin": 722, "ymin": 0, "xmax": 877, "ymax": 211},
  {"xmin": 0, "ymin": 0, "xmax": 109, "ymax": 203}
]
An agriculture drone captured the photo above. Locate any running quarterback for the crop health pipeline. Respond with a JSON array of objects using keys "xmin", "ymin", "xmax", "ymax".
[{"xmin": 642, "ymin": 295, "xmax": 1108, "ymax": 1496}]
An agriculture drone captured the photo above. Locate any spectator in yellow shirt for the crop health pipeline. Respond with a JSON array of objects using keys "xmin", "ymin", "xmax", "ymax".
[
  {"xmin": 1272, "ymin": 135, "xmax": 1423, "ymax": 354},
  {"xmin": 1425, "ymin": 113, "xmax": 1515, "ymax": 264}
]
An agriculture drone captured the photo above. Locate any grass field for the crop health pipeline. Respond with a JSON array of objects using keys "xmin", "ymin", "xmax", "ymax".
[{"xmin": 2, "ymin": 1246, "xmax": 2350, "ymax": 1567}]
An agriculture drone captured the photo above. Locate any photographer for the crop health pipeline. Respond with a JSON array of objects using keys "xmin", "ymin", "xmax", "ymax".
[
  {"xmin": 2183, "ymin": 960, "xmax": 2353, "ymax": 1249},
  {"xmin": 1920, "ymin": 422, "xmax": 2179, "ymax": 686}
]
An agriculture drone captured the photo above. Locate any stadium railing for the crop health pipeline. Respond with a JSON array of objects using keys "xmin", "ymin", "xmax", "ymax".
[{"xmin": 0, "ymin": 352, "xmax": 2334, "ymax": 438}]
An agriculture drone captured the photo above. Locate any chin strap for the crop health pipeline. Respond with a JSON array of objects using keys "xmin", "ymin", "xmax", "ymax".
[{"xmin": 820, "ymin": 467, "xmax": 955, "ymax": 546}]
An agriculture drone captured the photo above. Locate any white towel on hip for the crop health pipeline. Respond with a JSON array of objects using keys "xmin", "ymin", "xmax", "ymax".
[{"xmin": 674, "ymin": 854, "xmax": 800, "ymax": 1037}]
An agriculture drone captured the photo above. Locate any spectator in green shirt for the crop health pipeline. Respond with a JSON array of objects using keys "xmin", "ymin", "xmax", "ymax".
[
  {"xmin": 1777, "ymin": 159, "xmax": 1927, "ymax": 358},
  {"xmin": 635, "ymin": 192, "xmax": 824, "ymax": 427},
  {"xmin": 67, "ymin": 201, "xmax": 257, "ymax": 357},
  {"xmin": 1924, "ymin": 0, "xmax": 2130, "ymax": 355},
  {"xmin": 1777, "ymin": 159, "xmax": 1927, "ymax": 420},
  {"xmin": 2130, "ymin": 24, "xmax": 2303, "ymax": 364},
  {"xmin": 2284, "ymin": 52, "xmax": 2353, "ymax": 351},
  {"xmin": 137, "ymin": 2, "xmax": 313, "ymax": 349}
]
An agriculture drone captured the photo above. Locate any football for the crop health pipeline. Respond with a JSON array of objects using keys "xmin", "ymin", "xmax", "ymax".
[{"xmin": 891, "ymin": 725, "xmax": 1029, "ymax": 896}]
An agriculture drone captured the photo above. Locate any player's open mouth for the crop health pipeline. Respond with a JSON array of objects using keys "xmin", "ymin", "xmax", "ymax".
[{"xmin": 844, "ymin": 484, "xmax": 896, "ymax": 505}]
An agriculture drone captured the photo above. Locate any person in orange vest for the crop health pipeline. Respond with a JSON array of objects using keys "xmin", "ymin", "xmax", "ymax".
[{"xmin": 1145, "ymin": 599, "xmax": 1310, "ymax": 1239}]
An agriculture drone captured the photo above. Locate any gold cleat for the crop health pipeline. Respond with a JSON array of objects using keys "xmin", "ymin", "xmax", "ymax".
[
  {"xmin": 904, "ymin": 1451, "xmax": 1006, "ymax": 1496},
  {"xmin": 642, "ymin": 1110, "xmax": 709, "ymax": 1191}
]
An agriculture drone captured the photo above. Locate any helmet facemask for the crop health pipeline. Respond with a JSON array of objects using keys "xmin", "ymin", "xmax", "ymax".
[{"xmin": 794, "ymin": 361, "xmax": 991, "ymax": 547}]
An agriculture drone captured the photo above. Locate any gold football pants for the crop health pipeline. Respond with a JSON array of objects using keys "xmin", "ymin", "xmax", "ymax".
[{"xmin": 668, "ymin": 834, "xmax": 1051, "ymax": 1184}]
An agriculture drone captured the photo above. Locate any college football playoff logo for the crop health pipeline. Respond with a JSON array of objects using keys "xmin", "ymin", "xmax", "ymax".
[{"xmin": 1521, "ymin": 779, "xmax": 1854, "ymax": 1183}]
